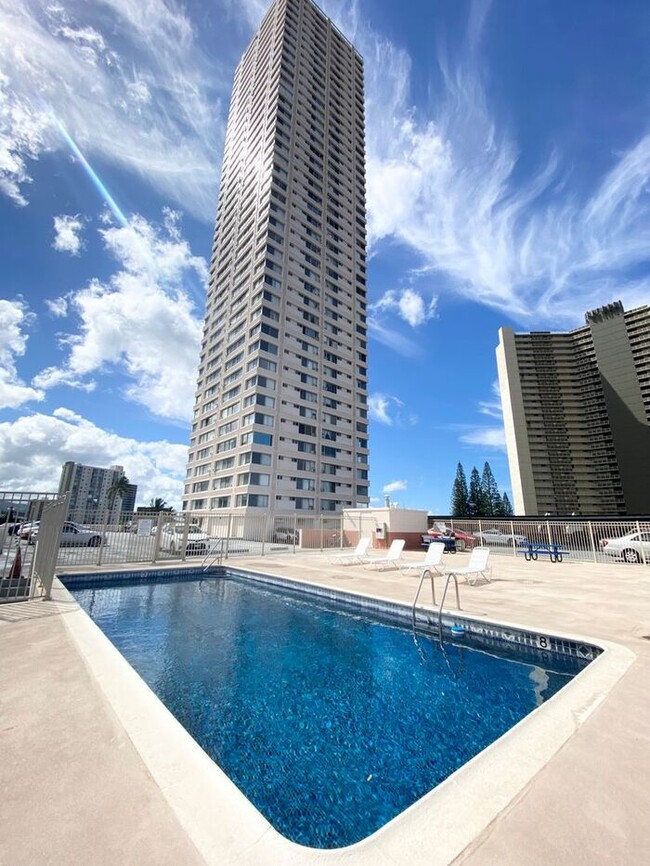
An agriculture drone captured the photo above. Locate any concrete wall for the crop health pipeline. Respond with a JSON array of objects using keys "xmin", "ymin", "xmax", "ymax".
[{"xmin": 342, "ymin": 508, "xmax": 428, "ymax": 550}]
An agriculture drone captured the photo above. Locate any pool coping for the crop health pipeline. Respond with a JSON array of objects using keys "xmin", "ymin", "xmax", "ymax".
[{"xmin": 54, "ymin": 567, "xmax": 635, "ymax": 866}]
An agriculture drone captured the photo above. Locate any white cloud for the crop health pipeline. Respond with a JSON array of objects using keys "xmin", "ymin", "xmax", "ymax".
[
  {"xmin": 367, "ymin": 318, "xmax": 420, "ymax": 358},
  {"xmin": 457, "ymin": 381, "xmax": 506, "ymax": 450},
  {"xmin": 33, "ymin": 212, "xmax": 206, "ymax": 423},
  {"xmin": 371, "ymin": 289, "xmax": 438, "ymax": 328},
  {"xmin": 0, "ymin": 408, "xmax": 188, "ymax": 507},
  {"xmin": 459, "ymin": 427, "xmax": 506, "ymax": 449},
  {"xmin": 348, "ymin": 3, "xmax": 650, "ymax": 326},
  {"xmin": 478, "ymin": 380, "xmax": 503, "ymax": 419},
  {"xmin": 0, "ymin": 71, "xmax": 53, "ymax": 206},
  {"xmin": 383, "ymin": 479, "xmax": 407, "ymax": 494},
  {"xmin": 0, "ymin": 0, "xmax": 226, "ymax": 219},
  {"xmin": 368, "ymin": 393, "xmax": 417, "ymax": 427},
  {"xmin": 45, "ymin": 296, "xmax": 69, "ymax": 317},
  {"xmin": 52, "ymin": 214, "xmax": 84, "ymax": 255},
  {"xmin": 0, "ymin": 300, "xmax": 45, "ymax": 409}
]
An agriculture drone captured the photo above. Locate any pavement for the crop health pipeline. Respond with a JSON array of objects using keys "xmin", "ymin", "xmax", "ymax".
[{"xmin": 1, "ymin": 550, "xmax": 649, "ymax": 865}]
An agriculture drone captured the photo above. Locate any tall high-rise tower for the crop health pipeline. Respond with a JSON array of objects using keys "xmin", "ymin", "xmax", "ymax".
[
  {"xmin": 184, "ymin": 0, "xmax": 369, "ymax": 515},
  {"xmin": 497, "ymin": 301, "xmax": 650, "ymax": 515}
]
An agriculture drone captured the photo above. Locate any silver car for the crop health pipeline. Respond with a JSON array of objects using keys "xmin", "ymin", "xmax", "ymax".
[
  {"xmin": 472, "ymin": 528, "xmax": 528, "ymax": 547},
  {"xmin": 30, "ymin": 521, "xmax": 103, "ymax": 547},
  {"xmin": 159, "ymin": 523, "xmax": 210, "ymax": 556},
  {"xmin": 601, "ymin": 531, "xmax": 650, "ymax": 563}
]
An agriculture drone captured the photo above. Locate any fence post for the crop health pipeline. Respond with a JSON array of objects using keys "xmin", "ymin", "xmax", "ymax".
[
  {"xmin": 261, "ymin": 512, "xmax": 269, "ymax": 557},
  {"xmin": 319, "ymin": 514, "xmax": 324, "ymax": 552},
  {"xmin": 510, "ymin": 520, "xmax": 517, "ymax": 557},
  {"xmin": 587, "ymin": 521, "xmax": 598, "ymax": 563},
  {"xmin": 637, "ymin": 520, "xmax": 647, "ymax": 565},
  {"xmin": 225, "ymin": 513, "xmax": 232, "ymax": 561},
  {"xmin": 152, "ymin": 518, "xmax": 163, "ymax": 563},
  {"xmin": 96, "ymin": 511, "xmax": 108, "ymax": 567},
  {"xmin": 546, "ymin": 520, "xmax": 553, "ymax": 547}
]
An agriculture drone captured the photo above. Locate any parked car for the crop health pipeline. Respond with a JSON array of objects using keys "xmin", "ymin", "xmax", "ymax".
[
  {"xmin": 19, "ymin": 521, "xmax": 40, "ymax": 540},
  {"xmin": 28, "ymin": 521, "xmax": 103, "ymax": 547},
  {"xmin": 473, "ymin": 528, "xmax": 528, "ymax": 547},
  {"xmin": 159, "ymin": 523, "xmax": 210, "ymax": 555},
  {"xmin": 272, "ymin": 527, "xmax": 300, "ymax": 544},
  {"xmin": 427, "ymin": 526, "xmax": 476, "ymax": 545},
  {"xmin": 600, "ymin": 530, "xmax": 650, "ymax": 563}
]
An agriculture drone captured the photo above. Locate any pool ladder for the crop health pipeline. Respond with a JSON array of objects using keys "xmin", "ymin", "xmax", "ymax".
[
  {"xmin": 412, "ymin": 569, "xmax": 461, "ymax": 637},
  {"xmin": 201, "ymin": 538, "xmax": 224, "ymax": 571}
]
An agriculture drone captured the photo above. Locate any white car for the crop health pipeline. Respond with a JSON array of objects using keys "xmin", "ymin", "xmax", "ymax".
[
  {"xmin": 29, "ymin": 521, "xmax": 103, "ymax": 547},
  {"xmin": 159, "ymin": 523, "xmax": 210, "ymax": 556},
  {"xmin": 473, "ymin": 528, "xmax": 528, "ymax": 547},
  {"xmin": 600, "ymin": 531, "xmax": 650, "ymax": 563}
]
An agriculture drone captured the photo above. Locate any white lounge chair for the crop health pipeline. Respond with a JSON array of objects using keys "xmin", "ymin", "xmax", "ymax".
[
  {"xmin": 362, "ymin": 539, "xmax": 405, "ymax": 570},
  {"xmin": 446, "ymin": 546, "xmax": 491, "ymax": 585},
  {"xmin": 329, "ymin": 537, "xmax": 370, "ymax": 565},
  {"xmin": 399, "ymin": 541, "xmax": 445, "ymax": 577}
]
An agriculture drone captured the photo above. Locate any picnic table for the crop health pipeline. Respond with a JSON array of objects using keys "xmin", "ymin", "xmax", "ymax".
[{"xmin": 523, "ymin": 542, "xmax": 567, "ymax": 563}]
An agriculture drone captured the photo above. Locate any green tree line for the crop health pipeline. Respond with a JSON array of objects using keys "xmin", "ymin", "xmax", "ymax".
[{"xmin": 450, "ymin": 462, "xmax": 513, "ymax": 517}]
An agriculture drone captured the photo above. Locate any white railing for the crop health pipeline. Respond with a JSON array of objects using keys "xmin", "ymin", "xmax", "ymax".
[
  {"xmin": 0, "ymin": 491, "xmax": 60, "ymax": 602},
  {"xmin": 41, "ymin": 509, "xmax": 348, "ymax": 571},
  {"xmin": 4, "ymin": 497, "xmax": 648, "ymax": 603},
  {"xmin": 445, "ymin": 517, "xmax": 649, "ymax": 565}
]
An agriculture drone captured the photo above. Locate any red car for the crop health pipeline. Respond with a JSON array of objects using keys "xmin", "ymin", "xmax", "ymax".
[{"xmin": 426, "ymin": 526, "xmax": 476, "ymax": 547}]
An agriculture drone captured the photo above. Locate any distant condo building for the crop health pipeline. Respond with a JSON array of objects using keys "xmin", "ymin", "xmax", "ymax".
[
  {"xmin": 58, "ymin": 462, "xmax": 135, "ymax": 523},
  {"xmin": 183, "ymin": 0, "xmax": 369, "ymax": 514},
  {"xmin": 497, "ymin": 301, "xmax": 650, "ymax": 515}
]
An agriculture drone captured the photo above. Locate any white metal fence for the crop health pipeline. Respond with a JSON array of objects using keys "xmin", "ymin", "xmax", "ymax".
[
  {"xmin": 3, "ymin": 502, "xmax": 648, "ymax": 604},
  {"xmin": 445, "ymin": 517, "xmax": 649, "ymax": 565},
  {"xmin": 0, "ymin": 491, "xmax": 60, "ymax": 602}
]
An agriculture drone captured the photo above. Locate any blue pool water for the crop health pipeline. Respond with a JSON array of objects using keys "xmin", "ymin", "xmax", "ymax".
[{"xmin": 69, "ymin": 573, "xmax": 588, "ymax": 848}]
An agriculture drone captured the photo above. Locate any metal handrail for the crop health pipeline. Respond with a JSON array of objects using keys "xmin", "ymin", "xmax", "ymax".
[
  {"xmin": 411, "ymin": 567, "xmax": 462, "ymax": 637},
  {"xmin": 437, "ymin": 573, "xmax": 461, "ymax": 636},
  {"xmin": 201, "ymin": 538, "xmax": 224, "ymax": 571},
  {"xmin": 412, "ymin": 567, "xmax": 437, "ymax": 617}
]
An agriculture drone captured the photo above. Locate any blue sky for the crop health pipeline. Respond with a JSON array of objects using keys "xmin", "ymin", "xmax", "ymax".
[{"xmin": 1, "ymin": 0, "xmax": 650, "ymax": 511}]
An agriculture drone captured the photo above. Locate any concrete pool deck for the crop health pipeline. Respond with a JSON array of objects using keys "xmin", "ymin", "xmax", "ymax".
[{"xmin": 1, "ymin": 551, "xmax": 649, "ymax": 865}]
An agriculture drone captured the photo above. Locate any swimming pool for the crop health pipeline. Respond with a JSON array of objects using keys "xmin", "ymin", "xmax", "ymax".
[{"xmin": 65, "ymin": 569, "xmax": 597, "ymax": 849}]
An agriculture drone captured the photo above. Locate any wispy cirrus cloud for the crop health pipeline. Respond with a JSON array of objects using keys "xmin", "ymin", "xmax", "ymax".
[
  {"xmin": 330, "ymin": 0, "xmax": 650, "ymax": 327},
  {"xmin": 0, "ymin": 0, "xmax": 226, "ymax": 219},
  {"xmin": 478, "ymin": 380, "xmax": 503, "ymax": 419},
  {"xmin": 458, "ymin": 380, "xmax": 505, "ymax": 450},
  {"xmin": 368, "ymin": 393, "xmax": 417, "ymax": 427},
  {"xmin": 34, "ymin": 210, "xmax": 206, "ymax": 422},
  {"xmin": 383, "ymin": 479, "xmax": 407, "ymax": 495},
  {"xmin": 459, "ymin": 426, "xmax": 505, "ymax": 449}
]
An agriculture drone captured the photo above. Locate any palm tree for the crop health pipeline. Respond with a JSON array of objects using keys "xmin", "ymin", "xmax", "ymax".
[
  {"xmin": 107, "ymin": 474, "xmax": 130, "ymax": 523},
  {"xmin": 149, "ymin": 497, "xmax": 171, "ymax": 513}
]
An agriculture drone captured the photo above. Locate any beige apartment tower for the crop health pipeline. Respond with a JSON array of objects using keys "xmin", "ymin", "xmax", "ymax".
[
  {"xmin": 183, "ymin": 0, "xmax": 369, "ymax": 515},
  {"xmin": 497, "ymin": 301, "xmax": 650, "ymax": 516}
]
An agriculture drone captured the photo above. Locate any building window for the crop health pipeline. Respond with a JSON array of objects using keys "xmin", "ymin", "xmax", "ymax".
[{"xmin": 236, "ymin": 494, "xmax": 269, "ymax": 507}]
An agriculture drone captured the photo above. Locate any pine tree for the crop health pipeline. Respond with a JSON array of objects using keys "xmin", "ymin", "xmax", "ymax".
[
  {"xmin": 501, "ymin": 492, "xmax": 513, "ymax": 516},
  {"xmin": 468, "ymin": 467, "xmax": 487, "ymax": 517},
  {"xmin": 481, "ymin": 462, "xmax": 500, "ymax": 516},
  {"xmin": 450, "ymin": 462, "xmax": 469, "ymax": 516},
  {"xmin": 493, "ymin": 490, "xmax": 504, "ymax": 517}
]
